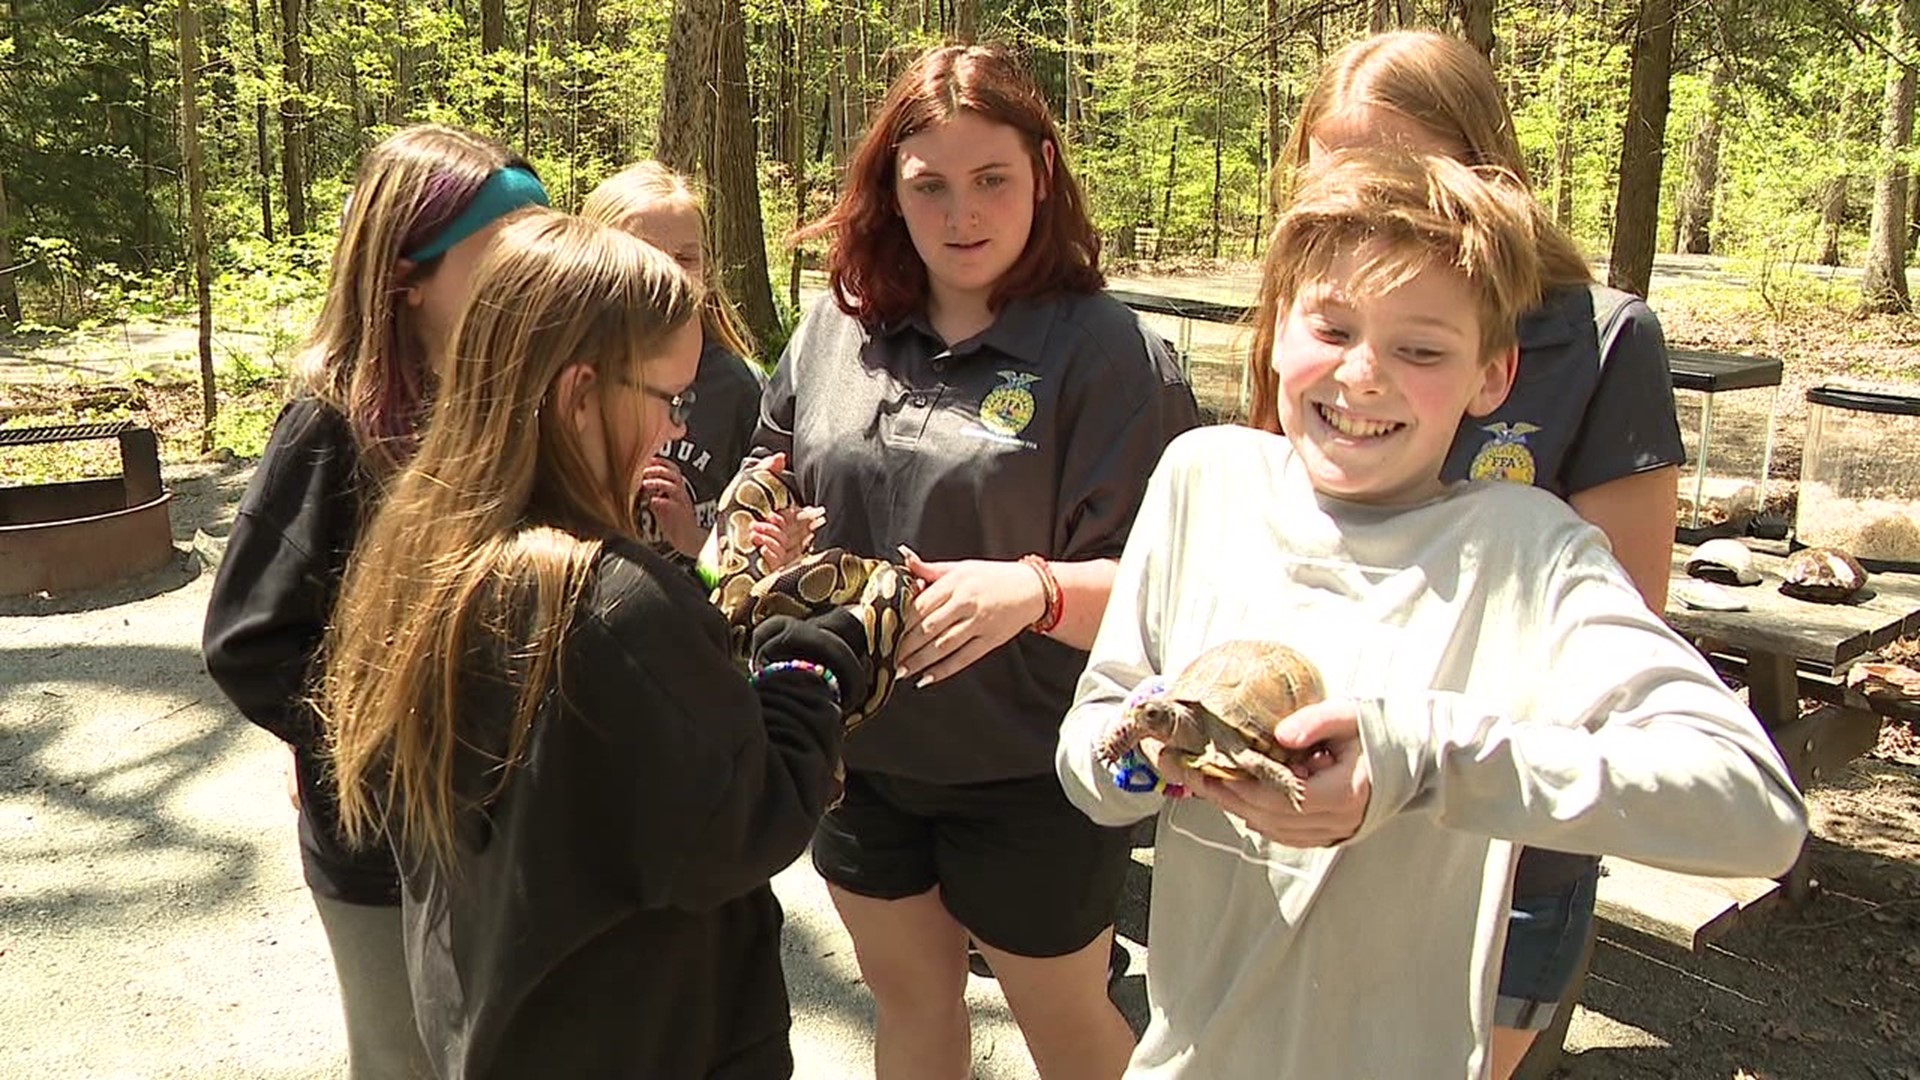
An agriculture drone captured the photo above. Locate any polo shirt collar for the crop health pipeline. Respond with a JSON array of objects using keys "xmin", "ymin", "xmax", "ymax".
[{"xmin": 881, "ymin": 294, "xmax": 1058, "ymax": 365}]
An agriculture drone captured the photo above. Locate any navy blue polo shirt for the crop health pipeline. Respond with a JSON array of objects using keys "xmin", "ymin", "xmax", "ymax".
[
  {"xmin": 754, "ymin": 291, "xmax": 1200, "ymax": 783},
  {"xmin": 1443, "ymin": 283, "xmax": 1685, "ymax": 898},
  {"xmin": 1443, "ymin": 284, "xmax": 1683, "ymax": 496}
]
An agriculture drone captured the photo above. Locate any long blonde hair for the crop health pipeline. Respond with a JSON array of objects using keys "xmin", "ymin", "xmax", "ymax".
[
  {"xmin": 581, "ymin": 160, "xmax": 758, "ymax": 361},
  {"xmin": 322, "ymin": 210, "xmax": 703, "ymax": 869},
  {"xmin": 1247, "ymin": 152, "xmax": 1545, "ymax": 434},
  {"xmin": 299, "ymin": 124, "xmax": 529, "ymax": 481},
  {"xmin": 1277, "ymin": 30, "xmax": 1590, "ymax": 290}
]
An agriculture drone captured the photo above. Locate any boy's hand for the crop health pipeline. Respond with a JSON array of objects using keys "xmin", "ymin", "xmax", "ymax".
[{"xmin": 1180, "ymin": 699, "xmax": 1373, "ymax": 847}]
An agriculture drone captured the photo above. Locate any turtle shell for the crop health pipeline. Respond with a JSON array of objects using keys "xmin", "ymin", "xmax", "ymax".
[
  {"xmin": 1686, "ymin": 538, "xmax": 1760, "ymax": 586},
  {"xmin": 1779, "ymin": 546, "xmax": 1868, "ymax": 603},
  {"xmin": 1167, "ymin": 640, "xmax": 1326, "ymax": 757}
]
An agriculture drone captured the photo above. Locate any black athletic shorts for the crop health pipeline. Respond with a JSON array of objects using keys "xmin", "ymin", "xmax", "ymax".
[{"xmin": 811, "ymin": 769, "xmax": 1135, "ymax": 958}]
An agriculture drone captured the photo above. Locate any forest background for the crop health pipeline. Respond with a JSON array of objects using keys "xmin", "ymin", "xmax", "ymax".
[{"xmin": 2, "ymin": 0, "xmax": 1920, "ymax": 451}]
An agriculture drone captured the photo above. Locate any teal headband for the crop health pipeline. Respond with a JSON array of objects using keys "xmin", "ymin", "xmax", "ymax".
[{"xmin": 405, "ymin": 166, "xmax": 550, "ymax": 263}]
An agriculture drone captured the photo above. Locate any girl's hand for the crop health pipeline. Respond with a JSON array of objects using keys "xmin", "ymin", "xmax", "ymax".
[
  {"xmin": 641, "ymin": 460, "xmax": 706, "ymax": 557},
  {"xmin": 1183, "ymin": 700, "xmax": 1373, "ymax": 848},
  {"xmin": 893, "ymin": 546, "xmax": 1046, "ymax": 686},
  {"xmin": 740, "ymin": 452, "xmax": 825, "ymax": 572}
]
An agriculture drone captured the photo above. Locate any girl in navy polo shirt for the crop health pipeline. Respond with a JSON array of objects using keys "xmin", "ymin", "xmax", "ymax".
[{"xmin": 753, "ymin": 43, "xmax": 1198, "ymax": 1080}]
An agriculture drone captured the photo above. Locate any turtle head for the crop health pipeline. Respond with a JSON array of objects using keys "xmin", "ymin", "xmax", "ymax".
[{"xmin": 1127, "ymin": 698, "xmax": 1202, "ymax": 751}]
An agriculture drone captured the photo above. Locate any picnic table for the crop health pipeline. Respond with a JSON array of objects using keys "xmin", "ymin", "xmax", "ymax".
[
  {"xmin": 1662, "ymin": 543, "xmax": 1920, "ymax": 897},
  {"xmin": 1517, "ymin": 546, "xmax": 1920, "ymax": 1079},
  {"xmin": 1587, "ymin": 544, "xmax": 1920, "ymax": 951}
]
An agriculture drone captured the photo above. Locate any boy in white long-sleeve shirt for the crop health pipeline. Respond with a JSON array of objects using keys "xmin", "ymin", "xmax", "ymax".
[{"xmin": 1054, "ymin": 150, "xmax": 1808, "ymax": 1079}]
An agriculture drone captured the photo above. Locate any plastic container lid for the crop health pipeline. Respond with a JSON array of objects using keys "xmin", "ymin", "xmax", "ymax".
[
  {"xmin": 1805, "ymin": 384, "xmax": 1920, "ymax": 416},
  {"xmin": 1669, "ymin": 350, "xmax": 1783, "ymax": 392}
]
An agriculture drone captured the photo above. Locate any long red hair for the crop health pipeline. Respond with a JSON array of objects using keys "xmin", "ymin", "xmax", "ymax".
[{"xmin": 798, "ymin": 43, "xmax": 1103, "ymax": 327}]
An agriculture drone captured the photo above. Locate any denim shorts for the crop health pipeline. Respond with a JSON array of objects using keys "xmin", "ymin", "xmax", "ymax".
[{"xmin": 1494, "ymin": 868, "xmax": 1599, "ymax": 1031}]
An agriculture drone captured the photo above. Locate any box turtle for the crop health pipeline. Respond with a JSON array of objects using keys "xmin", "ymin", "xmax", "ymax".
[
  {"xmin": 1096, "ymin": 640, "xmax": 1326, "ymax": 809},
  {"xmin": 1779, "ymin": 546, "xmax": 1868, "ymax": 603}
]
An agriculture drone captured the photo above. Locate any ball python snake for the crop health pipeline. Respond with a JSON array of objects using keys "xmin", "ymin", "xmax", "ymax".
[{"xmin": 696, "ymin": 459, "xmax": 917, "ymax": 730}]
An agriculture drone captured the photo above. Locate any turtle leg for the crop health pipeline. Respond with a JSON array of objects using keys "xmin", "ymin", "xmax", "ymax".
[
  {"xmin": 1225, "ymin": 748, "xmax": 1307, "ymax": 811},
  {"xmin": 1094, "ymin": 714, "xmax": 1148, "ymax": 768}
]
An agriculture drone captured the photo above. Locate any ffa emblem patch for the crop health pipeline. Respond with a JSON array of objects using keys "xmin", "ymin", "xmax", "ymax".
[
  {"xmin": 979, "ymin": 371, "xmax": 1040, "ymax": 438},
  {"xmin": 1469, "ymin": 421, "xmax": 1541, "ymax": 485}
]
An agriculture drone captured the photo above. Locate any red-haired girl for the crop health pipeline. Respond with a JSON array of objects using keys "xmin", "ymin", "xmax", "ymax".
[{"xmin": 756, "ymin": 43, "xmax": 1198, "ymax": 1079}]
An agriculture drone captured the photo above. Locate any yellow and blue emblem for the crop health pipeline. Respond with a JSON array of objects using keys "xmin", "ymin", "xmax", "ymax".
[
  {"xmin": 979, "ymin": 370, "xmax": 1040, "ymax": 438},
  {"xmin": 1469, "ymin": 421, "xmax": 1540, "ymax": 485}
]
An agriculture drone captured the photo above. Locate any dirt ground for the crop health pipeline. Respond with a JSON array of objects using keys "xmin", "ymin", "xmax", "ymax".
[{"xmin": 5, "ymin": 258, "xmax": 1920, "ymax": 1078}]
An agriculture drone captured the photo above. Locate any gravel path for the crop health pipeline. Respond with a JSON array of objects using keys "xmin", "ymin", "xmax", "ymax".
[{"xmin": 0, "ymin": 462, "xmax": 1148, "ymax": 1078}]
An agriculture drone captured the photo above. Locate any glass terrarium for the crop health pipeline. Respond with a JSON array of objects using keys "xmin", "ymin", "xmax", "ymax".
[
  {"xmin": 1795, "ymin": 383, "xmax": 1920, "ymax": 571},
  {"xmin": 1670, "ymin": 350, "xmax": 1782, "ymax": 541}
]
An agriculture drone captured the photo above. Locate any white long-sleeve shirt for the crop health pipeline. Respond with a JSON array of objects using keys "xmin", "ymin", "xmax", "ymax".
[{"xmin": 1056, "ymin": 425, "xmax": 1807, "ymax": 1079}]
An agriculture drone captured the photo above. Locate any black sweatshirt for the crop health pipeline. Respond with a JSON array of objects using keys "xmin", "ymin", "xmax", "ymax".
[
  {"xmin": 202, "ymin": 397, "xmax": 401, "ymax": 904},
  {"xmin": 399, "ymin": 538, "xmax": 845, "ymax": 1079}
]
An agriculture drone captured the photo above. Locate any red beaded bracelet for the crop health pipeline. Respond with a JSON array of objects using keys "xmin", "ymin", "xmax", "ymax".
[{"xmin": 1020, "ymin": 554, "xmax": 1064, "ymax": 635}]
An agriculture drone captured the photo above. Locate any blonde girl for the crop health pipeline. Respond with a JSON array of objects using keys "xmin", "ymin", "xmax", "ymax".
[
  {"xmin": 583, "ymin": 161, "xmax": 770, "ymax": 561},
  {"xmin": 203, "ymin": 123, "xmax": 547, "ymax": 1080},
  {"xmin": 321, "ymin": 211, "xmax": 871, "ymax": 1078}
]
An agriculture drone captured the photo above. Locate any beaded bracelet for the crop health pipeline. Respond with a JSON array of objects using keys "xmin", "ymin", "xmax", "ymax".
[
  {"xmin": 1020, "ymin": 554, "xmax": 1064, "ymax": 635},
  {"xmin": 1109, "ymin": 748, "xmax": 1186, "ymax": 798},
  {"xmin": 751, "ymin": 659, "xmax": 841, "ymax": 706}
]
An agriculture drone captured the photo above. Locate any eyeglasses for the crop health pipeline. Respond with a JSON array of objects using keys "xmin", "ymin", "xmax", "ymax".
[{"xmin": 620, "ymin": 377, "xmax": 697, "ymax": 426}]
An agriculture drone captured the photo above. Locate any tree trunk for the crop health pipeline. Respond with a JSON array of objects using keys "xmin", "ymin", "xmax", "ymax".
[
  {"xmin": 1162, "ymin": 114, "xmax": 1181, "ymax": 244},
  {"xmin": 1907, "ymin": 163, "xmax": 1920, "ymax": 262},
  {"xmin": 658, "ymin": 0, "xmax": 720, "ymax": 175},
  {"xmin": 0, "ymin": 163, "xmax": 21, "ymax": 325},
  {"xmin": 1606, "ymin": 0, "xmax": 1675, "ymax": 297},
  {"xmin": 246, "ymin": 0, "xmax": 275, "ymax": 240},
  {"xmin": 955, "ymin": 0, "xmax": 978, "ymax": 40},
  {"xmin": 141, "ymin": 28, "xmax": 156, "ymax": 256},
  {"xmin": 840, "ymin": 7, "xmax": 863, "ymax": 159},
  {"xmin": 522, "ymin": 0, "xmax": 537, "ymax": 151},
  {"xmin": 1820, "ymin": 174, "xmax": 1849, "ymax": 266},
  {"xmin": 1265, "ymin": 0, "xmax": 1283, "ymax": 219},
  {"xmin": 1863, "ymin": 0, "xmax": 1919, "ymax": 313},
  {"xmin": 180, "ymin": 0, "xmax": 218, "ymax": 451},
  {"xmin": 786, "ymin": 0, "xmax": 806, "ymax": 312},
  {"xmin": 1063, "ymin": 0, "xmax": 1083, "ymax": 140},
  {"xmin": 279, "ymin": 0, "xmax": 308, "ymax": 235},
  {"xmin": 392, "ymin": 0, "xmax": 413, "ymax": 123},
  {"xmin": 482, "ymin": 0, "xmax": 506, "ymax": 127},
  {"xmin": 1451, "ymin": 0, "xmax": 1495, "ymax": 59},
  {"xmin": 1674, "ymin": 59, "xmax": 1727, "ymax": 255},
  {"xmin": 1552, "ymin": 0, "xmax": 1573, "ymax": 228},
  {"xmin": 1210, "ymin": 0, "xmax": 1226, "ymax": 259},
  {"xmin": 712, "ymin": 0, "xmax": 780, "ymax": 348}
]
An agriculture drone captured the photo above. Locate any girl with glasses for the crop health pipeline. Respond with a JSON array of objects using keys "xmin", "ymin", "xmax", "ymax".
[{"xmin": 321, "ymin": 211, "xmax": 874, "ymax": 1078}]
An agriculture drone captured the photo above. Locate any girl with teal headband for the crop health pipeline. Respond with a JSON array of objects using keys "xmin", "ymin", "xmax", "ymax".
[{"xmin": 203, "ymin": 123, "xmax": 543, "ymax": 1080}]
